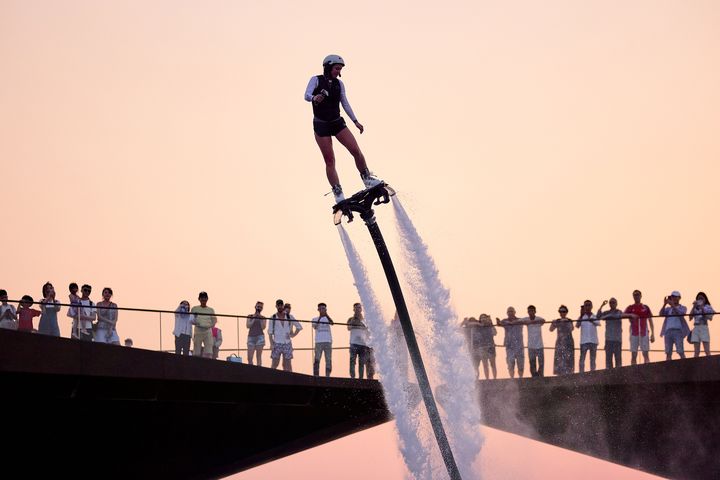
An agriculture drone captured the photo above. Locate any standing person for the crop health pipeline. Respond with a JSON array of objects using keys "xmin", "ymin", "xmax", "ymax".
[
  {"xmin": 462, "ymin": 314, "xmax": 497, "ymax": 380},
  {"xmin": 348, "ymin": 303, "xmax": 371, "ymax": 379},
  {"xmin": 0, "ymin": 289, "xmax": 18, "ymax": 330},
  {"xmin": 523, "ymin": 305, "xmax": 546, "ymax": 377},
  {"xmin": 95, "ymin": 287, "xmax": 120, "ymax": 345},
  {"xmin": 246, "ymin": 301, "xmax": 267, "ymax": 366},
  {"xmin": 497, "ymin": 307, "xmax": 525, "ymax": 378},
  {"xmin": 173, "ymin": 300, "xmax": 192, "ymax": 355},
  {"xmin": 67, "ymin": 283, "xmax": 81, "ymax": 339},
  {"xmin": 312, "ymin": 303, "xmax": 334, "ymax": 377},
  {"xmin": 689, "ymin": 292, "xmax": 714, "ymax": 357},
  {"xmin": 304, "ymin": 54, "xmax": 383, "ymax": 203},
  {"xmin": 550, "ymin": 305, "xmax": 575, "ymax": 375},
  {"xmin": 477, "ymin": 314, "xmax": 498, "ymax": 380},
  {"xmin": 461, "ymin": 316, "xmax": 482, "ymax": 377},
  {"xmin": 268, "ymin": 299, "xmax": 302, "ymax": 372},
  {"xmin": 191, "ymin": 291, "xmax": 216, "ymax": 359},
  {"xmin": 597, "ymin": 297, "xmax": 636, "ymax": 369},
  {"xmin": 624, "ymin": 290, "xmax": 655, "ymax": 365},
  {"xmin": 17, "ymin": 295, "xmax": 41, "ymax": 333},
  {"xmin": 659, "ymin": 291, "xmax": 690, "ymax": 360},
  {"xmin": 38, "ymin": 282, "xmax": 61, "ymax": 337},
  {"xmin": 77, "ymin": 284, "xmax": 96, "ymax": 341},
  {"xmin": 576, "ymin": 300, "xmax": 600, "ymax": 372}
]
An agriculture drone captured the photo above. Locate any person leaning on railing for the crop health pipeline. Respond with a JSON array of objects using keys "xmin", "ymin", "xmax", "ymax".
[
  {"xmin": 460, "ymin": 314, "xmax": 497, "ymax": 380},
  {"xmin": 496, "ymin": 307, "xmax": 525, "ymax": 379},
  {"xmin": 549, "ymin": 305, "xmax": 575, "ymax": 375}
]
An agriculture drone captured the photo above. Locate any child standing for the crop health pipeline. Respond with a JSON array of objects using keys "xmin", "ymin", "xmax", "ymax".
[
  {"xmin": 67, "ymin": 283, "xmax": 81, "ymax": 339},
  {"xmin": 17, "ymin": 295, "xmax": 41, "ymax": 332}
]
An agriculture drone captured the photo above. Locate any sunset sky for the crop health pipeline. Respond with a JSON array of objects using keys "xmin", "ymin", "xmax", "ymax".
[{"xmin": 2, "ymin": 1, "xmax": 719, "ymax": 478}]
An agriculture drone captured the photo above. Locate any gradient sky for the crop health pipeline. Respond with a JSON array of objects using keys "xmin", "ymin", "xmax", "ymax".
[{"xmin": 2, "ymin": 1, "xmax": 719, "ymax": 478}]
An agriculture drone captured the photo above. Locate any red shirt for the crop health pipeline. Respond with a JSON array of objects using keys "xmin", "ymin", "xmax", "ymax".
[
  {"xmin": 625, "ymin": 303, "xmax": 651, "ymax": 336},
  {"xmin": 17, "ymin": 308, "xmax": 41, "ymax": 331}
]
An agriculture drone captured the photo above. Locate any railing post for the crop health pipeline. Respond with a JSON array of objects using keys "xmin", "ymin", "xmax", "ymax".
[{"xmin": 159, "ymin": 312, "xmax": 162, "ymax": 352}]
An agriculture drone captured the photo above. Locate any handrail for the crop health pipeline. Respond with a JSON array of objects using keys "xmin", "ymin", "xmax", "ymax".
[
  {"xmin": 4, "ymin": 298, "xmax": 715, "ymax": 377},
  {"xmin": 5, "ymin": 299, "xmax": 357, "ymax": 326}
]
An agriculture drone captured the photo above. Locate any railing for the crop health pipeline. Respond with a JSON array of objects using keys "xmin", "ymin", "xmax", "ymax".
[
  {"xmin": 4, "ymin": 299, "xmax": 360, "ymax": 377},
  {"xmin": 4, "ymin": 299, "xmax": 717, "ymax": 379}
]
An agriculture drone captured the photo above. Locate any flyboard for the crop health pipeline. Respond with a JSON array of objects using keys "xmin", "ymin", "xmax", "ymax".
[{"xmin": 333, "ymin": 183, "xmax": 462, "ymax": 480}]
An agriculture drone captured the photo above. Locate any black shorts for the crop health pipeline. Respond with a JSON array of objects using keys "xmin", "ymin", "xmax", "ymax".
[{"xmin": 313, "ymin": 117, "xmax": 347, "ymax": 137}]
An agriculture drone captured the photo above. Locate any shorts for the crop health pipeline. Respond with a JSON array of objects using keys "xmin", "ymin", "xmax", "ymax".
[
  {"xmin": 506, "ymin": 347, "xmax": 525, "ymax": 369},
  {"xmin": 630, "ymin": 334, "xmax": 650, "ymax": 352},
  {"xmin": 0, "ymin": 319, "xmax": 18, "ymax": 330},
  {"xmin": 474, "ymin": 344, "xmax": 496, "ymax": 361},
  {"xmin": 313, "ymin": 117, "xmax": 347, "ymax": 137},
  {"xmin": 691, "ymin": 324, "xmax": 710, "ymax": 343},
  {"xmin": 663, "ymin": 329, "xmax": 685, "ymax": 355},
  {"xmin": 247, "ymin": 334, "xmax": 266, "ymax": 348},
  {"xmin": 270, "ymin": 342, "xmax": 293, "ymax": 360}
]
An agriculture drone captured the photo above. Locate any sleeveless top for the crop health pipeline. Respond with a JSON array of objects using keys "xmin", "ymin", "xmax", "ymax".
[
  {"xmin": 248, "ymin": 315, "xmax": 265, "ymax": 337},
  {"xmin": 311, "ymin": 75, "xmax": 343, "ymax": 121}
]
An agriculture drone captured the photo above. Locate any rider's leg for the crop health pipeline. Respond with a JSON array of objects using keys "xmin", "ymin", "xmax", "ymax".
[
  {"xmin": 315, "ymin": 134, "xmax": 339, "ymax": 186},
  {"xmin": 335, "ymin": 128, "xmax": 367, "ymax": 173}
]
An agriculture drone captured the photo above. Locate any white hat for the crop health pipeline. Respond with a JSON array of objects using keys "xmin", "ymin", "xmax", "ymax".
[
  {"xmin": 670, "ymin": 290, "xmax": 681, "ymax": 297},
  {"xmin": 322, "ymin": 54, "xmax": 345, "ymax": 67}
]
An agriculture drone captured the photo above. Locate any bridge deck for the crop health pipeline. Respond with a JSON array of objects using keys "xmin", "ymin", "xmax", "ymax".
[{"xmin": 1, "ymin": 329, "xmax": 718, "ymax": 479}]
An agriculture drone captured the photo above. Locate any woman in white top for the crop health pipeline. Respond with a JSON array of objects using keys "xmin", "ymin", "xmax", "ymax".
[
  {"xmin": 173, "ymin": 300, "xmax": 192, "ymax": 355},
  {"xmin": 690, "ymin": 292, "xmax": 715, "ymax": 357}
]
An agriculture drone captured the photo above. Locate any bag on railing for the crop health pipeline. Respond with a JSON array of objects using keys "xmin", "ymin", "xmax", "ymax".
[{"xmin": 226, "ymin": 354, "xmax": 243, "ymax": 363}]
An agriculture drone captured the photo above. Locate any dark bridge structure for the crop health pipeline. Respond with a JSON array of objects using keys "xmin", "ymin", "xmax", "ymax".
[{"xmin": 1, "ymin": 329, "xmax": 718, "ymax": 479}]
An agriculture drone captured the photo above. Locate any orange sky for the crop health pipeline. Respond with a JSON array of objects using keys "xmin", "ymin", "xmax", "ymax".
[{"xmin": 2, "ymin": 1, "xmax": 719, "ymax": 478}]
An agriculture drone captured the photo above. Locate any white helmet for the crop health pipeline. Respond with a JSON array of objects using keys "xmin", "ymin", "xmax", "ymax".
[{"xmin": 322, "ymin": 54, "xmax": 345, "ymax": 67}]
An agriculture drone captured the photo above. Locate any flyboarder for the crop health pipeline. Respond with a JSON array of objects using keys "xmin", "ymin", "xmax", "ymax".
[{"xmin": 305, "ymin": 54, "xmax": 383, "ymax": 203}]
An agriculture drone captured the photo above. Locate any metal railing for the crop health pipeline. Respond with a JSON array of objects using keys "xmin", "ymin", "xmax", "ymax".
[{"xmin": 3, "ymin": 299, "xmax": 716, "ymax": 379}]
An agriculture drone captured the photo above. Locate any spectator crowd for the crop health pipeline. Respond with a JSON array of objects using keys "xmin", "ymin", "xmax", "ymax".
[
  {"xmin": 0, "ymin": 284, "xmax": 377, "ymax": 380},
  {"xmin": 461, "ymin": 289, "xmax": 715, "ymax": 379},
  {"xmin": 1, "ymin": 284, "xmax": 714, "ymax": 381}
]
